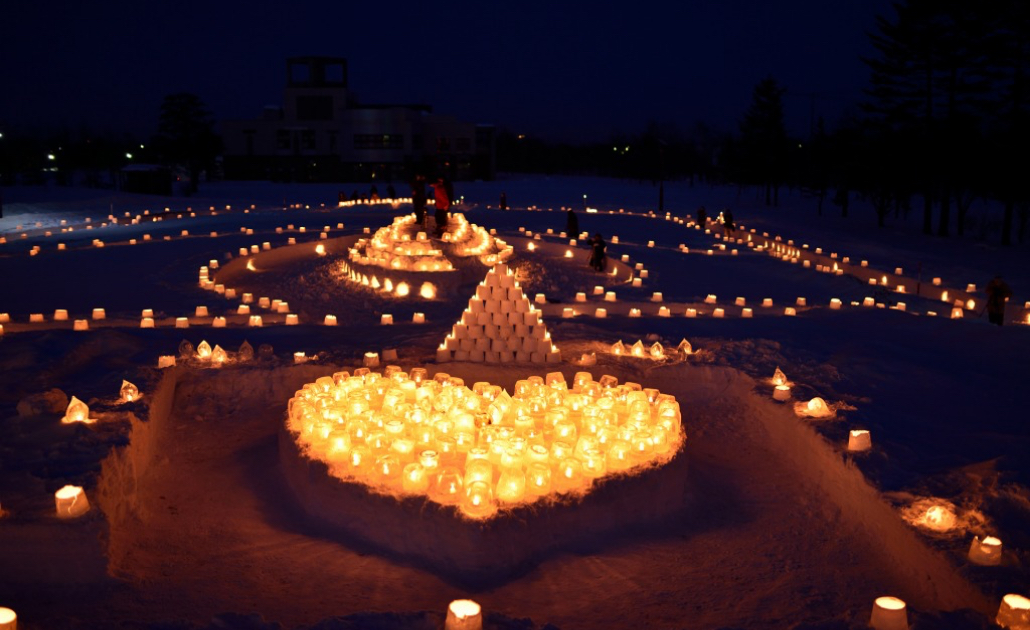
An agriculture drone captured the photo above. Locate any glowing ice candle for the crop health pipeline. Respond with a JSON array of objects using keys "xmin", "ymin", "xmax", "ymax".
[
  {"xmin": 869, "ymin": 596, "xmax": 908, "ymax": 630},
  {"xmin": 92, "ymin": 308, "xmax": 106, "ymax": 320},
  {"xmin": 73, "ymin": 319, "xmax": 89, "ymax": 331},
  {"xmin": 54, "ymin": 485, "xmax": 90, "ymax": 518},
  {"xmin": 212, "ymin": 317, "xmax": 227, "ymax": 328},
  {"xmin": 0, "ymin": 607, "xmax": 15, "ymax": 630},
  {"xmin": 62, "ymin": 396, "xmax": 95, "ymax": 424},
  {"xmin": 120, "ymin": 380, "xmax": 140, "ymax": 402},
  {"xmin": 968, "ymin": 535, "xmax": 1003, "ymax": 566},
  {"xmin": 445, "ymin": 599, "xmax": 483, "ymax": 630},
  {"xmin": 995, "ymin": 594, "xmax": 1030, "ymax": 629},
  {"xmin": 847, "ymin": 429, "xmax": 871, "ymax": 452}
]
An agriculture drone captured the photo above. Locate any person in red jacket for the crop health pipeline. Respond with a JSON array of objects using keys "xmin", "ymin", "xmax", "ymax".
[{"xmin": 433, "ymin": 177, "xmax": 451, "ymax": 237}]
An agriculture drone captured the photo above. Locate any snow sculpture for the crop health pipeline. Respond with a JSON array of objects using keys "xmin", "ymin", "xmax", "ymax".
[
  {"xmin": 677, "ymin": 339, "xmax": 693, "ymax": 355},
  {"xmin": 287, "ymin": 368, "xmax": 685, "ymax": 520},
  {"xmin": 772, "ymin": 368, "xmax": 788, "ymax": 386},
  {"xmin": 436, "ymin": 264, "xmax": 559, "ymax": 364}
]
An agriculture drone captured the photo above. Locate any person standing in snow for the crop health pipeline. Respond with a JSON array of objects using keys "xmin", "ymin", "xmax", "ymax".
[
  {"xmin": 589, "ymin": 233, "xmax": 607, "ymax": 272},
  {"xmin": 985, "ymin": 275, "xmax": 1012, "ymax": 326},
  {"xmin": 723, "ymin": 208, "xmax": 735, "ymax": 235},
  {"xmin": 500, "ymin": 192, "xmax": 508, "ymax": 209},
  {"xmin": 566, "ymin": 208, "xmax": 579, "ymax": 237},
  {"xmin": 411, "ymin": 174, "xmax": 427, "ymax": 227},
  {"xmin": 696, "ymin": 206, "xmax": 707, "ymax": 228},
  {"xmin": 370, "ymin": 185, "xmax": 380, "ymax": 202},
  {"xmin": 433, "ymin": 177, "xmax": 451, "ymax": 237}
]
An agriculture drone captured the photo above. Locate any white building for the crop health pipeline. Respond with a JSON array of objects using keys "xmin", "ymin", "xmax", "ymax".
[{"xmin": 222, "ymin": 57, "xmax": 494, "ymax": 182}]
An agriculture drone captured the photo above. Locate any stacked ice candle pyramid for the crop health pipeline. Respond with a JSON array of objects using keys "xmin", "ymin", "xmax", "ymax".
[{"xmin": 438, "ymin": 264, "xmax": 560, "ymax": 364}]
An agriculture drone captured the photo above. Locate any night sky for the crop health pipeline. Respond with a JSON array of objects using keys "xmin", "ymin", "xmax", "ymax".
[{"xmin": 1, "ymin": 0, "xmax": 893, "ymax": 142}]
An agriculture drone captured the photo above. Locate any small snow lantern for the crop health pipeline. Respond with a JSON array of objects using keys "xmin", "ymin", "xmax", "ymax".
[
  {"xmin": 62, "ymin": 396, "xmax": 96, "ymax": 424},
  {"xmin": 0, "ymin": 607, "xmax": 15, "ymax": 630},
  {"xmin": 773, "ymin": 385, "xmax": 791, "ymax": 401},
  {"xmin": 968, "ymin": 536, "xmax": 1002, "ymax": 566},
  {"xmin": 55, "ymin": 485, "xmax": 90, "ymax": 519},
  {"xmin": 120, "ymin": 380, "xmax": 140, "ymax": 402},
  {"xmin": 869, "ymin": 596, "xmax": 908, "ymax": 630},
  {"xmin": 847, "ymin": 429, "xmax": 872, "ymax": 452},
  {"xmin": 995, "ymin": 593, "xmax": 1030, "ymax": 629},
  {"xmin": 445, "ymin": 599, "xmax": 483, "ymax": 630}
]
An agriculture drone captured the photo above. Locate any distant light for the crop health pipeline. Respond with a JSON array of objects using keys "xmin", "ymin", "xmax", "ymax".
[
  {"xmin": 517, "ymin": 134, "xmax": 525, "ymax": 139},
  {"xmin": 139, "ymin": 144, "xmax": 145, "ymax": 149},
  {"xmin": 583, "ymin": 194, "xmax": 587, "ymax": 199},
  {"xmin": 126, "ymin": 153, "xmax": 133, "ymax": 159},
  {"xmin": 0, "ymin": 132, "xmax": 4, "ymax": 139},
  {"xmin": 798, "ymin": 143, "xmax": 803, "ymax": 148},
  {"xmin": 47, "ymin": 154, "xmax": 55, "ymax": 160},
  {"xmin": 613, "ymin": 146, "xmax": 617, "ymax": 151},
  {"xmin": 625, "ymin": 145, "xmax": 630, "ymax": 151}
]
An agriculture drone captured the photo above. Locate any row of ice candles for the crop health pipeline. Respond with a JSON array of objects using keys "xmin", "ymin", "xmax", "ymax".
[
  {"xmin": 1, "ymin": 594, "xmax": 1027, "ymax": 630},
  {"xmin": 522, "ymin": 209, "xmax": 1002, "ymax": 313},
  {"xmin": 6, "ymin": 202, "xmax": 341, "ymax": 250}
]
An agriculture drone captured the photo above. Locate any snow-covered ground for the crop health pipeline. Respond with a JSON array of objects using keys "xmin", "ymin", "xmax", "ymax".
[{"xmin": 0, "ymin": 175, "xmax": 1028, "ymax": 630}]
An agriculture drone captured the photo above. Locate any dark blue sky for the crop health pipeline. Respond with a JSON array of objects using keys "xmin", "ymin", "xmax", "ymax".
[{"xmin": 1, "ymin": 0, "xmax": 893, "ymax": 142}]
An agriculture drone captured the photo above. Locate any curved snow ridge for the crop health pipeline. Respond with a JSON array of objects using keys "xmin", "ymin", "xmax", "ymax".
[{"xmin": 711, "ymin": 366, "xmax": 992, "ymax": 613}]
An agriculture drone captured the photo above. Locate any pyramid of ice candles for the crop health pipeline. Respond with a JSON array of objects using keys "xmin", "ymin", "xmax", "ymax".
[
  {"xmin": 286, "ymin": 368, "xmax": 686, "ymax": 520},
  {"xmin": 438, "ymin": 264, "xmax": 560, "ymax": 364}
]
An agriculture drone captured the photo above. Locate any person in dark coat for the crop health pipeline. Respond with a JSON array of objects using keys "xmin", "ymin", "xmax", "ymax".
[
  {"xmin": 696, "ymin": 206, "xmax": 707, "ymax": 228},
  {"xmin": 566, "ymin": 208, "xmax": 579, "ymax": 237},
  {"xmin": 588, "ymin": 233, "xmax": 607, "ymax": 272},
  {"xmin": 370, "ymin": 185, "xmax": 380, "ymax": 202},
  {"xmin": 387, "ymin": 184, "xmax": 396, "ymax": 199},
  {"xmin": 411, "ymin": 175, "xmax": 427, "ymax": 227},
  {"xmin": 500, "ymin": 192, "xmax": 508, "ymax": 210},
  {"xmin": 433, "ymin": 177, "xmax": 451, "ymax": 237},
  {"xmin": 351, "ymin": 190, "xmax": 359, "ymax": 202},
  {"xmin": 723, "ymin": 208, "xmax": 735, "ymax": 235},
  {"xmin": 985, "ymin": 275, "xmax": 1013, "ymax": 326}
]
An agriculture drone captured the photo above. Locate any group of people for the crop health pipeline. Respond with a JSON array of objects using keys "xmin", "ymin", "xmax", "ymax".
[
  {"xmin": 695, "ymin": 205, "xmax": 735, "ymax": 234},
  {"xmin": 411, "ymin": 175, "xmax": 454, "ymax": 237}
]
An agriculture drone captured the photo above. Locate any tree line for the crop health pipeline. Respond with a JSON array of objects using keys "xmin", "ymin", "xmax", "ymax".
[{"xmin": 498, "ymin": 0, "xmax": 1029, "ymax": 245}]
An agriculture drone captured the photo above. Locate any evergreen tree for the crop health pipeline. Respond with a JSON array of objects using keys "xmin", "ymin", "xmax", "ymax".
[
  {"xmin": 155, "ymin": 93, "xmax": 221, "ymax": 195},
  {"xmin": 864, "ymin": 0, "xmax": 993, "ymax": 236},
  {"xmin": 739, "ymin": 77, "xmax": 788, "ymax": 206}
]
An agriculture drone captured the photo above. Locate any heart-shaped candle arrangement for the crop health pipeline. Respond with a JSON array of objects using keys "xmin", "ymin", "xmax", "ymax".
[{"xmin": 287, "ymin": 367, "xmax": 686, "ymax": 519}]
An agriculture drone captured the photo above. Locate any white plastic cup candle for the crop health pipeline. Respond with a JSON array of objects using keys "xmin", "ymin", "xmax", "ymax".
[
  {"xmin": 92, "ymin": 308, "xmax": 106, "ymax": 320},
  {"xmin": 73, "ymin": 319, "xmax": 89, "ymax": 331},
  {"xmin": 773, "ymin": 385, "xmax": 791, "ymax": 401},
  {"xmin": 0, "ymin": 607, "xmax": 16, "ymax": 630}
]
